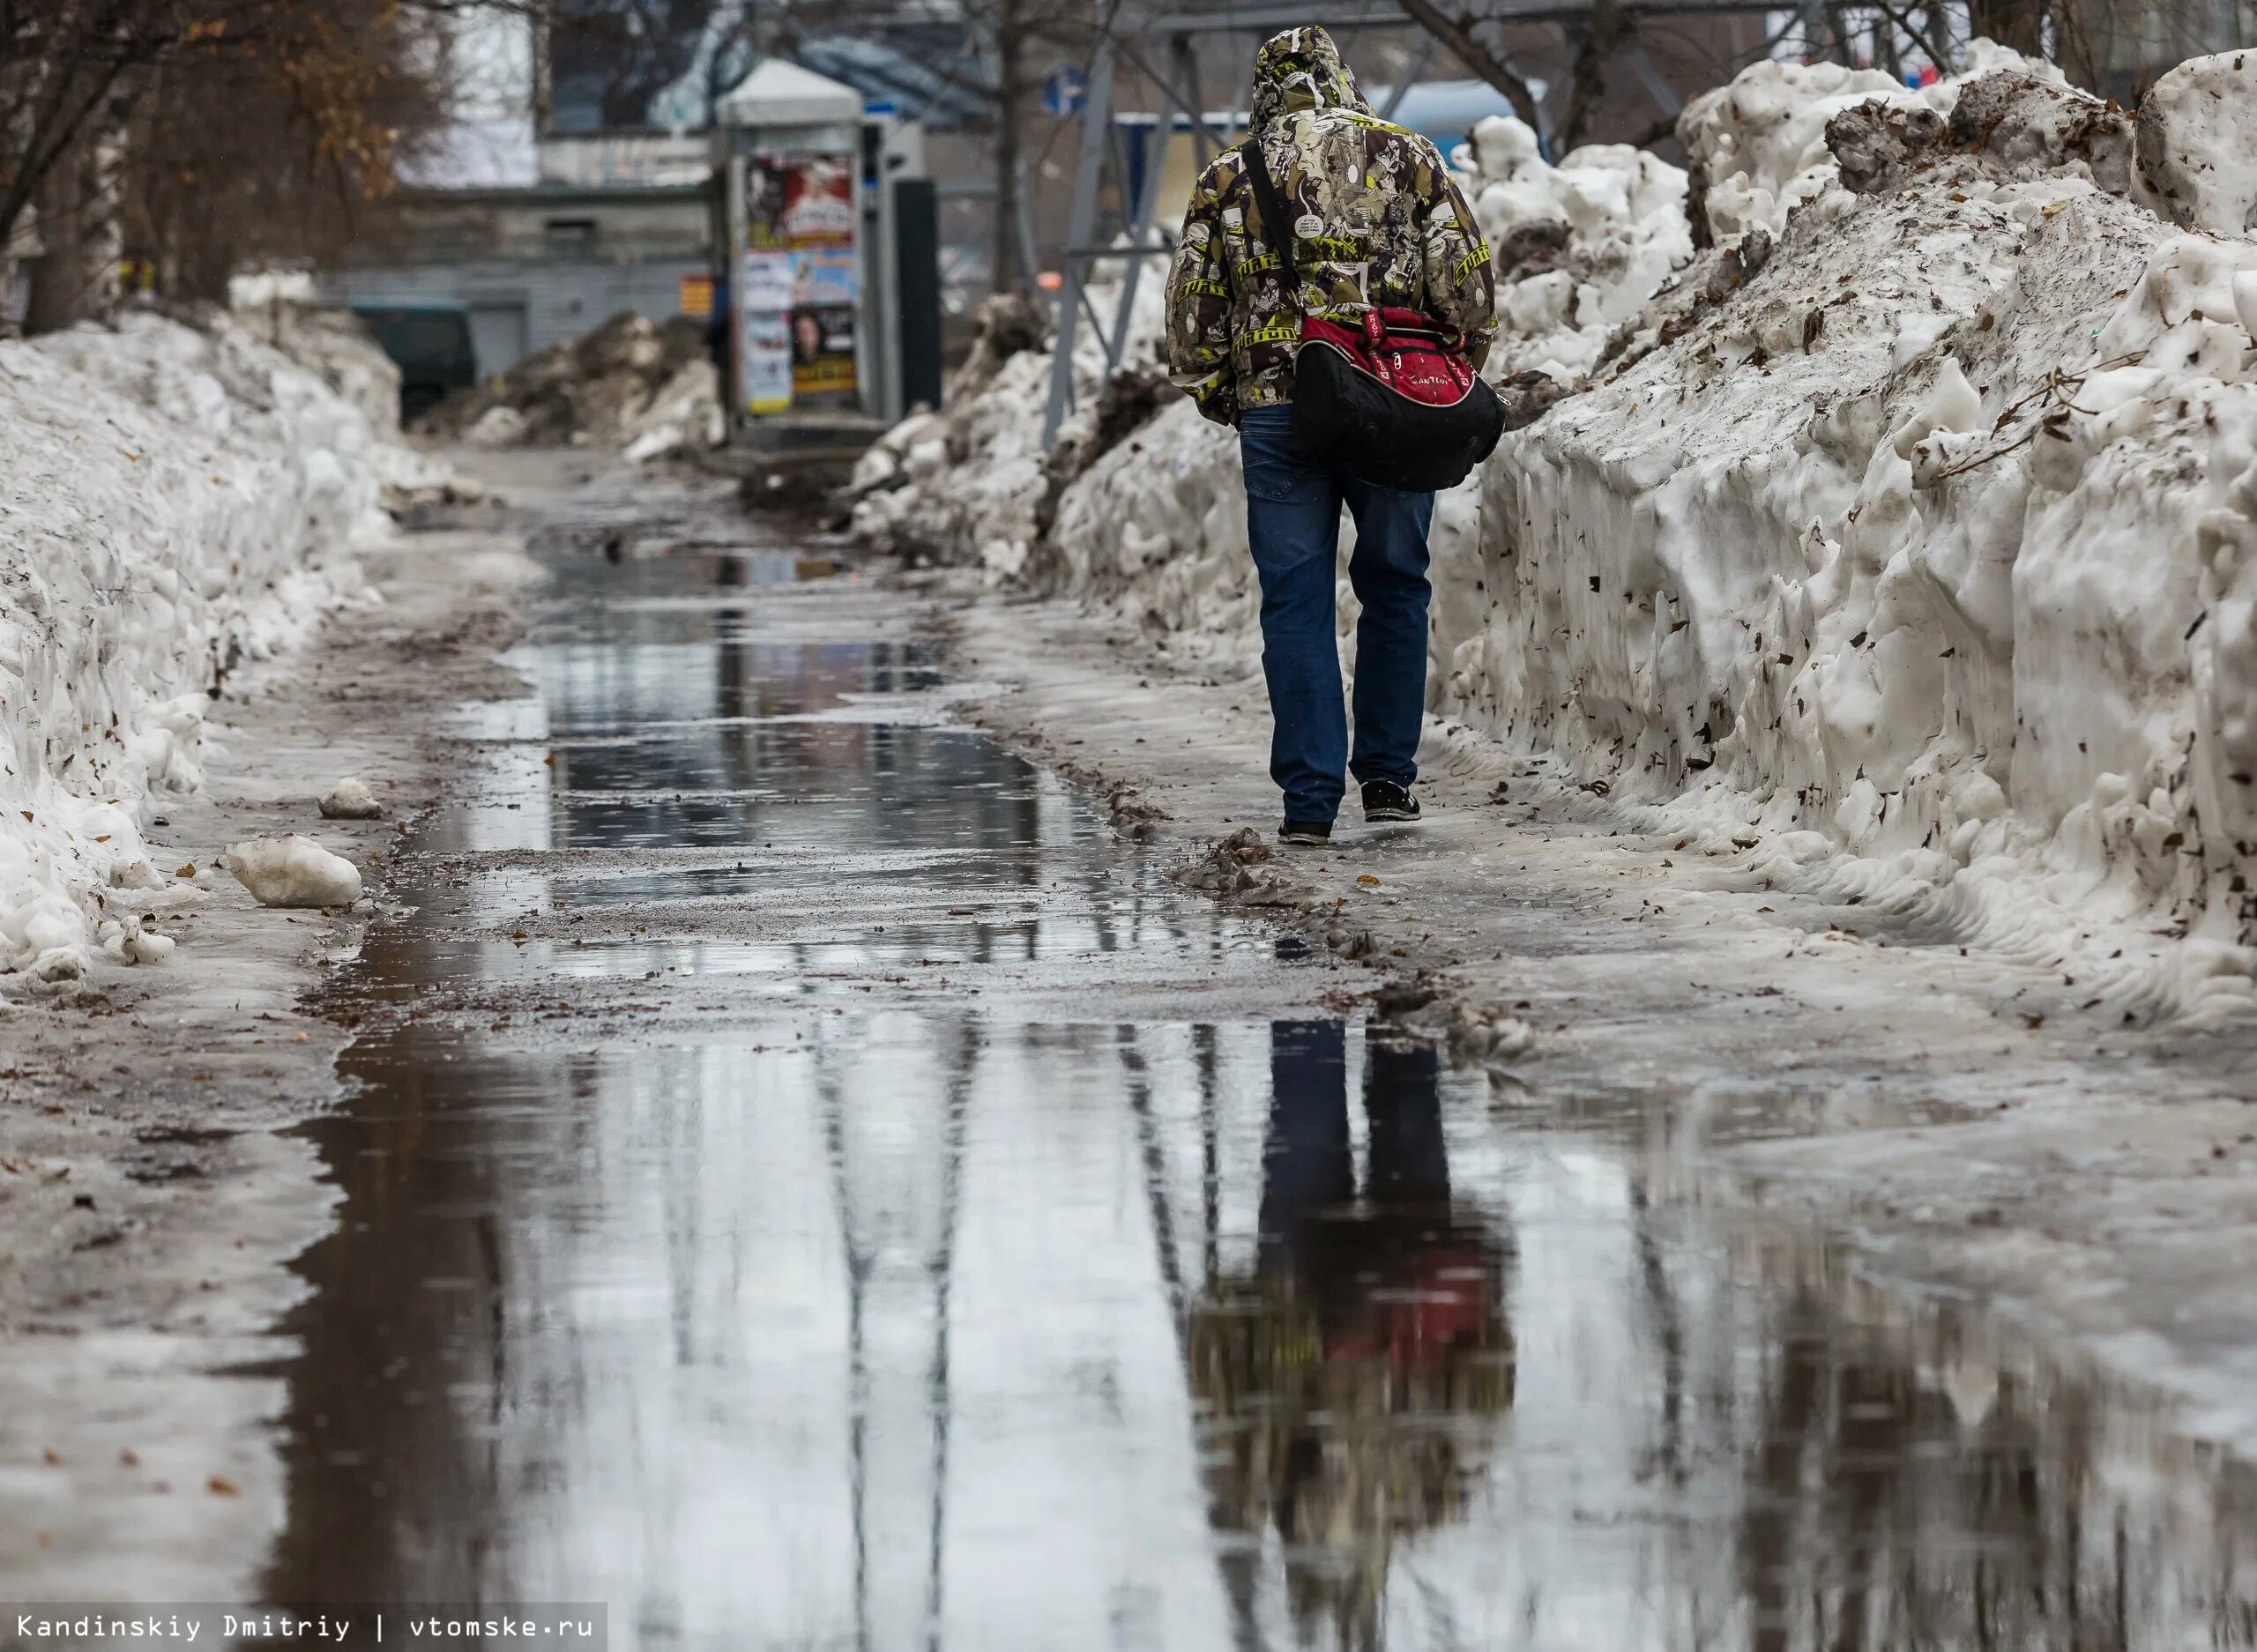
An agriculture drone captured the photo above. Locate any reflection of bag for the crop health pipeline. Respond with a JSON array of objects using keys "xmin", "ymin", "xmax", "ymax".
[{"xmin": 1240, "ymin": 140, "xmax": 1504, "ymax": 494}]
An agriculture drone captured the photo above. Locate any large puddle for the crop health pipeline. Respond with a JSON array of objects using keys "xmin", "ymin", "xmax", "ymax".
[{"xmin": 266, "ymin": 516, "xmax": 2257, "ymax": 1648}]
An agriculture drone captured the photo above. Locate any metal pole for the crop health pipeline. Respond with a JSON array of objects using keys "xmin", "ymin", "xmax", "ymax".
[
  {"xmin": 1013, "ymin": 155, "xmax": 1040, "ymax": 306},
  {"xmin": 1104, "ymin": 34, "xmax": 1184, "ymax": 371},
  {"xmin": 1042, "ymin": 36, "xmax": 1117, "ymax": 445},
  {"xmin": 1379, "ymin": 33, "xmax": 1438, "ymax": 120},
  {"xmin": 1622, "ymin": 39, "xmax": 1684, "ymax": 118},
  {"xmin": 1114, "ymin": 35, "xmax": 1231, "ymax": 158}
]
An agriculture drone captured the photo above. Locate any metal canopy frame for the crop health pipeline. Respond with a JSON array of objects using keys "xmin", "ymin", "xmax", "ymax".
[{"xmin": 1037, "ymin": 0, "xmax": 1780, "ymax": 443}]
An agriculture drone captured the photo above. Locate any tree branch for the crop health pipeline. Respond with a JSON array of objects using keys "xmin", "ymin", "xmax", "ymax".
[
  {"xmin": 1557, "ymin": 0, "xmax": 1632, "ymax": 153},
  {"xmin": 1390, "ymin": 0, "xmax": 1544, "ymax": 131}
]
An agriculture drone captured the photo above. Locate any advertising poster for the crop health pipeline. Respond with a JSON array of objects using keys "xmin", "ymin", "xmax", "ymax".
[
  {"xmin": 741, "ymin": 152, "xmax": 860, "ymax": 413},
  {"xmin": 740, "ymin": 302, "xmax": 794, "ymax": 416}
]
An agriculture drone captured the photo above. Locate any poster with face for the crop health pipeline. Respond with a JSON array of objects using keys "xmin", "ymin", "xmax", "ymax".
[
  {"xmin": 788, "ymin": 305, "xmax": 859, "ymax": 398},
  {"xmin": 741, "ymin": 152, "xmax": 859, "ymax": 412}
]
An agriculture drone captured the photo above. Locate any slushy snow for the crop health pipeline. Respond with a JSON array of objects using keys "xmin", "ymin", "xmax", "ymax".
[
  {"xmin": 0, "ymin": 307, "xmax": 421, "ymax": 982},
  {"xmin": 861, "ymin": 48, "xmax": 2257, "ymax": 1020}
]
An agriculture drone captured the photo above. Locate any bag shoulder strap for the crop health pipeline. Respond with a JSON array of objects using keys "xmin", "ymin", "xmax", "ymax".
[{"xmin": 1238, "ymin": 138, "xmax": 1301, "ymax": 298}]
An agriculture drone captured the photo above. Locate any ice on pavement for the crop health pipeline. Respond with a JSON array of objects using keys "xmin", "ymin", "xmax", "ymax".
[
  {"xmin": 858, "ymin": 45, "xmax": 2257, "ymax": 1021},
  {"xmin": 0, "ymin": 309, "xmax": 424, "ymax": 982},
  {"xmin": 226, "ymin": 836, "xmax": 364, "ymax": 908},
  {"xmin": 318, "ymin": 778, "xmax": 384, "ymax": 821}
]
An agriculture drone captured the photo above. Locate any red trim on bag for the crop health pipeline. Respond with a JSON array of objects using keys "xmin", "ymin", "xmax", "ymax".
[{"xmin": 1301, "ymin": 309, "xmax": 1478, "ymax": 410}]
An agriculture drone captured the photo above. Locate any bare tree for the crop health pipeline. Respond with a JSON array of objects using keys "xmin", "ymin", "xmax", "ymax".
[
  {"xmin": 1388, "ymin": 0, "xmax": 1644, "ymax": 153},
  {"xmin": 1388, "ymin": 0, "xmax": 1547, "ymax": 129},
  {"xmin": 3, "ymin": 1, "xmax": 528, "ymax": 329}
]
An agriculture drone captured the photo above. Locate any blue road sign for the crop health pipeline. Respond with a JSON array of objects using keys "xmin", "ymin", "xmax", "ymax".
[{"xmin": 1042, "ymin": 63, "xmax": 1089, "ymax": 116}]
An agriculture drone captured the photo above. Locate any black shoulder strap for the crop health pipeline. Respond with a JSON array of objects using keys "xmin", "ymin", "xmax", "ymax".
[{"xmin": 1239, "ymin": 138, "xmax": 1301, "ymax": 295}]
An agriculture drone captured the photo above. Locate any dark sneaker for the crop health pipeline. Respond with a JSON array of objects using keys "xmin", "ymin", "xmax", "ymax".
[
  {"xmin": 1277, "ymin": 819, "xmax": 1332, "ymax": 846},
  {"xmin": 1361, "ymin": 780, "xmax": 1422, "ymax": 823}
]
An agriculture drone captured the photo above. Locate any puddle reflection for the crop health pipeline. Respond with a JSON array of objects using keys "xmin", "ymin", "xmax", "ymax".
[
  {"xmin": 262, "ymin": 532, "xmax": 2257, "ymax": 1649},
  {"xmin": 1193, "ymin": 1026, "xmax": 1510, "ymax": 1648}
]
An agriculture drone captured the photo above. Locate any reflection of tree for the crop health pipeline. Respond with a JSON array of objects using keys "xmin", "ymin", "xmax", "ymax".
[
  {"xmin": 1187, "ymin": 1023, "xmax": 1513, "ymax": 1651},
  {"xmin": 1726, "ymin": 1269, "xmax": 2253, "ymax": 1652}
]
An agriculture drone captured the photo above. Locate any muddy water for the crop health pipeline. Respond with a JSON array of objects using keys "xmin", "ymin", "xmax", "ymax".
[{"xmin": 266, "ymin": 521, "xmax": 2257, "ymax": 1650}]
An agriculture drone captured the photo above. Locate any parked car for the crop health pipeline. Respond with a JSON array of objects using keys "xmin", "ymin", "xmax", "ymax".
[{"xmin": 351, "ymin": 301, "xmax": 476, "ymax": 424}]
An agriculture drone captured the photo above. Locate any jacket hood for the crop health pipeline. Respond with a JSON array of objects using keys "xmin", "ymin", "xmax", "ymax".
[{"xmin": 1248, "ymin": 26, "xmax": 1368, "ymax": 132}]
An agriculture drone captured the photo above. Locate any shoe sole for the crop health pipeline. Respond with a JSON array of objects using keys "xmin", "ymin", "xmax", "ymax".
[
  {"xmin": 1364, "ymin": 809, "xmax": 1421, "ymax": 823},
  {"xmin": 1278, "ymin": 832, "xmax": 1330, "ymax": 846}
]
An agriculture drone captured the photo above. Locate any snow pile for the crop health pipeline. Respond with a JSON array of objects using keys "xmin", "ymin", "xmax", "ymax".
[
  {"xmin": 622, "ymin": 358, "xmax": 726, "ymax": 465},
  {"xmin": 1452, "ymin": 115, "xmax": 1694, "ymax": 381},
  {"xmin": 850, "ymin": 279, "xmax": 1169, "ymax": 578},
  {"xmin": 0, "ymin": 309, "xmax": 401, "ymax": 982},
  {"xmin": 1678, "ymin": 41, "xmax": 2119, "ymax": 247},
  {"xmin": 1453, "ymin": 54, "xmax": 2257, "ymax": 1017},
  {"xmin": 418, "ymin": 310, "xmax": 723, "ymax": 462}
]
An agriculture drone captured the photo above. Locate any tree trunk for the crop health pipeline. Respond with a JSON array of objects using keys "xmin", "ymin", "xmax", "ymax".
[
  {"xmin": 991, "ymin": 0, "xmax": 1025, "ymax": 295},
  {"xmin": 1557, "ymin": 0, "xmax": 1631, "ymax": 153},
  {"xmin": 1391, "ymin": 0, "xmax": 1546, "ymax": 132},
  {"xmin": 1968, "ymin": 0, "xmax": 2045, "ymax": 54},
  {"xmin": 24, "ymin": 143, "xmax": 89, "ymax": 337}
]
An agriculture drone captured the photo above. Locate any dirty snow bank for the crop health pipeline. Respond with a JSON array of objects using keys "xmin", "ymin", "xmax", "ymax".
[
  {"xmin": 868, "ymin": 51, "xmax": 2257, "ymax": 1016},
  {"xmin": 850, "ymin": 276, "xmax": 1172, "ymax": 579},
  {"xmin": 417, "ymin": 310, "xmax": 724, "ymax": 464},
  {"xmin": 0, "ymin": 309, "xmax": 406, "ymax": 982},
  {"xmin": 1446, "ymin": 52, "xmax": 2257, "ymax": 1020}
]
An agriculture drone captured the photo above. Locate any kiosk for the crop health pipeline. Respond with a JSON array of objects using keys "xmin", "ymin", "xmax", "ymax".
[{"xmin": 715, "ymin": 60, "xmax": 940, "ymax": 439}]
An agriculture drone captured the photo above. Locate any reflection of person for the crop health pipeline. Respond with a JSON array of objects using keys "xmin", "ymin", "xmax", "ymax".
[
  {"xmin": 791, "ymin": 309, "xmax": 823, "ymax": 366},
  {"xmin": 1258, "ymin": 1023, "xmax": 1498, "ymax": 1376},
  {"xmin": 1188, "ymin": 1023, "xmax": 1511, "ymax": 1647}
]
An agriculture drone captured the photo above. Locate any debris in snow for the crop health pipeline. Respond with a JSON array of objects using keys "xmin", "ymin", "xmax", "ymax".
[
  {"xmin": 317, "ymin": 778, "xmax": 383, "ymax": 820},
  {"xmin": 416, "ymin": 311, "xmax": 721, "ymax": 458},
  {"xmin": 226, "ymin": 836, "xmax": 362, "ymax": 907}
]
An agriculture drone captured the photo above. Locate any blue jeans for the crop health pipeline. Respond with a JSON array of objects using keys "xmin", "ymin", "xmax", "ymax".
[{"xmin": 1239, "ymin": 405, "xmax": 1434, "ymax": 825}]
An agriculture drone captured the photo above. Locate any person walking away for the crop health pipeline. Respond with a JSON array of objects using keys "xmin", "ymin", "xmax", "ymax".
[{"xmin": 1164, "ymin": 26, "xmax": 1497, "ymax": 846}]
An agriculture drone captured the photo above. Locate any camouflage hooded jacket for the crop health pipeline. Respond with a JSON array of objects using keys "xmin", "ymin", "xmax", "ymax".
[{"xmin": 1164, "ymin": 26, "xmax": 1497, "ymax": 426}]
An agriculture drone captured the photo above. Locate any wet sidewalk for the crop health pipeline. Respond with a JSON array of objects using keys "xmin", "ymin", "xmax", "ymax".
[{"xmin": 264, "ymin": 484, "xmax": 2257, "ymax": 1650}]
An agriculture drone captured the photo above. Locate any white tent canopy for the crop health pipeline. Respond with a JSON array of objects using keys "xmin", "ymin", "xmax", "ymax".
[{"xmin": 715, "ymin": 58, "xmax": 865, "ymax": 127}]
